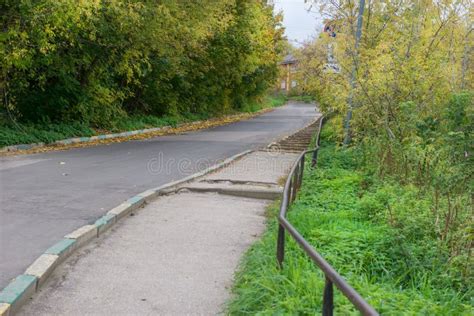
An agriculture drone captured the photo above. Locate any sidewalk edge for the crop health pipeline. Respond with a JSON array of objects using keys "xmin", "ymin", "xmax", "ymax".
[{"xmin": 0, "ymin": 149, "xmax": 252, "ymax": 315}]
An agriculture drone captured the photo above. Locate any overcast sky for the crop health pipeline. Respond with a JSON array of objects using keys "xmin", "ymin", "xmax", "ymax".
[{"xmin": 273, "ymin": 0, "xmax": 322, "ymax": 46}]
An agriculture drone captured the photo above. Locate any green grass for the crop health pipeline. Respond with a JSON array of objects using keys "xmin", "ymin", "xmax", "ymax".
[
  {"xmin": 0, "ymin": 115, "xmax": 186, "ymax": 147},
  {"xmin": 0, "ymin": 121, "xmax": 96, "ymax": 147},
  {"xmin": 227, "ymin": 122, "xmax": 473, "ymax": 315},
  {"xmin": 288, "ymin": 95, "xmax": 315, "ymax": 103},
  {"xmin": 240, "ymin": 93, "xmax": 288, "ymax": 113},
  {"xmin": 0, "ymin": 93, "xmax": 287, "ymax": 147}
]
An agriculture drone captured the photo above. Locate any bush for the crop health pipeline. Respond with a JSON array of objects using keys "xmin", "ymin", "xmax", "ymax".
[
  {"xmin": 2, "ymin": 1, "xmax": 282, "ymax": 126},
  {"xmin": 227, "ymin": 120, "xmax": 473, "ymax": 315}
]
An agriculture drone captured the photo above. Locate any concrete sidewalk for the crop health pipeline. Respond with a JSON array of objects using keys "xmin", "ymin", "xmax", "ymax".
[
  {"xmin": 17, "ymin": 151, "xmax": 298, "ymax": 315},
  {"xmin": 0, "ymin": 102, "xmax": 316, "ymax": 290}
]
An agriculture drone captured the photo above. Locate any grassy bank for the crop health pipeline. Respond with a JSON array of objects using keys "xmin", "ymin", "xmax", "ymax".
[
  {"xmin": 288, "ymin": 95, "xmax": 314, "ymax": 103},
  {"xmin": 0, "ymin": 94, "xmax": 287, "ymax": 147},
  {"xmin": 227, "ymin": 121, "xmax": 472, "ymax": 315}
]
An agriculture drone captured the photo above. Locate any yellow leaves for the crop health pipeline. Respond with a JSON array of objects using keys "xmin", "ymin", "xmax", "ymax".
[
  {"xmin": 299, "ymin": 0, "xmax": 470, "ymax": 143},
  {"xmin": 3, "ymin": 0, "xmax": 281, "ymax": 126},
  {"xmin": 0, "ymin": 108, "xmax": 275, "ymax": 157}
]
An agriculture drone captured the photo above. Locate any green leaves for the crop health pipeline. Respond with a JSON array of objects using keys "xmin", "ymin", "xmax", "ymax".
[
  {"xmin": 228, "ymin": 120, "xmax": 472, "ymax": 315},
  {"xmin": 1, "ymin": 0, "xmax": 282, "ymax": 126},
  {"xmin": 297, "ymin": 3, "xmax": 472, "ymax": 295}
]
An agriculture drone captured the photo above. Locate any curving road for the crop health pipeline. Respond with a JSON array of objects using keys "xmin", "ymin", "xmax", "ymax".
[{"xmin": 0, "ymin": 102, "xmax": 317, "ymax": 288}]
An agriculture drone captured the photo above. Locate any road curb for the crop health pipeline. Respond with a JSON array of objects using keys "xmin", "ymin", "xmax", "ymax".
[
  {"xmin": 0, "ymin": 149, "xmax": 252, "ymax": 315},
  {"xmin": 0, "ymin": 127, "xmax": 172, "ymax": 153},
  {"xmin": 178, "ymin": 185, "xmax": 282, "ymax": 200},
  {"xmin": 0, "ymin": 303, "xmax": 10, "ymax": 316},
  {"xmin": 65, "ymin": 225, "xmax": 97, "ymax": 248},
  {"xmin": 0, "ymin": 106, "xmax": 277, "ymax": 154},
  {"xmin": 24, "ymin": 254, "xmax": 59, "ymax": 291},
  {"xmin": 0, "ymin": 275, "xmax": 36, "ymax": 315}
]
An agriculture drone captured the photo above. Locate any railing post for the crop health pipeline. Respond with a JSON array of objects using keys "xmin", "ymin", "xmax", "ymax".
[
  {"xmin": 322, "ymin": 277, "xmax": 334, "ymax": 316},
  {"xmin": 287, "ymin": 178, "xmax": 293, "ymax": 207},
  {"xmin": 311, "ymin": 147, "xmax": 319, "ymax": 167},
  {"xmin": 299, "ymin": 155, "xmax": 305, "ymax": 189},
  {"xmin": 317, "ymin": 120, "xmax": 323, "ymax": 147},
  {"xmin": 276, "ymin": 224, "xmax": 285, "ymax": 268},
  {"xmin": 292, "ymin": 165, "xmax": 298, "ymax": 202}
]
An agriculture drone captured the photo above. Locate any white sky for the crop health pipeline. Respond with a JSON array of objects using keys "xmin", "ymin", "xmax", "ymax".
[{"xmin": 273, "ymin": 0, "xmax": 322, "ymax": 46}]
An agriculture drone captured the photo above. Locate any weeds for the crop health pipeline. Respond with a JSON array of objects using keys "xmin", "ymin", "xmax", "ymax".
[
  {"xmin": 227, "ymin": 121, "xmax": 473, "ymax": 315},
  {"xmin": 288, "ymin": 95, "xmax": 315, "ymax": 103},
  {"xmin": 0, "ymin": 94, "xmax": 287, "ymax": 147}
]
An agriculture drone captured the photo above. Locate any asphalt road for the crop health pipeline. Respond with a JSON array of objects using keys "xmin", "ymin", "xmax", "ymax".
[{"xmin": 0, "ymin": 102, "xmax": 316, "ymax": 288}]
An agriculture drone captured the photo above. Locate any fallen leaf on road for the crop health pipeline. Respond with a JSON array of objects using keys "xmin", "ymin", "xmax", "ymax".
[{"xmin": 1, "ymin": 108, "xmax": 274, "ymax": 157}]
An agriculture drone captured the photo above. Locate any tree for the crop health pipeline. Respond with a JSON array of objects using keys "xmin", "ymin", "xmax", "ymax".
[
  {"xmin": 299, "ymin": 0, "xmax": 473, "ymax": 284},
  {"xmin": 1, "ymin": 0, "xmax": 284, "ymax": 126}
]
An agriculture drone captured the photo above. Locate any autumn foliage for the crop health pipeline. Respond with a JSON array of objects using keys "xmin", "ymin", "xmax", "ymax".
[
  {"xmin": 299, "ymin": 0, "xmax": 473, "ymax": 297},
  {"xmin": 1, "ymin": 0, "xmax": 283, "ymax": 127}
]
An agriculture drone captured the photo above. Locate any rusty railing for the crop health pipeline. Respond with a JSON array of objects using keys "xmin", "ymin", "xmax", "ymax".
[{"xmin": 276, "ymin": 116, "xmax": 378, "ymax": 316}]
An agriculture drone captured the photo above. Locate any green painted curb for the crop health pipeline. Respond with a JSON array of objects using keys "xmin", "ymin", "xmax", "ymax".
[
  {"xmin": 94, "ymin": 214, "xmax": 115, "ymax": 228},
  {"xmin": 0, "ymin": 275, "xmax": 37, "ymax": 305},
  {"xmin": 44, "ymin": 238, "xmax": 76, "ymax": 256},
  {"xmin": 127, "ymin": 196, "xmax": 144, "ymax": 205}
]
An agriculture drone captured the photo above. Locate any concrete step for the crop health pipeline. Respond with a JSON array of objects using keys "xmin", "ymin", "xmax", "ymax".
[{"xmin": 177, "ymin": 182, "xmax": 282, "ymax": 200}]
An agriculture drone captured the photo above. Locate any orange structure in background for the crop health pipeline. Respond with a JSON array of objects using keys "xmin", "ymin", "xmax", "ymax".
[{"xmin": 278, "ymin": 54, "xmax": 298, "ymax": 94}]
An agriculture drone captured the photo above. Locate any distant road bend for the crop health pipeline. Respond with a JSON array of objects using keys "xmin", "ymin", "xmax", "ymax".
[{"xmin": 0, "ymin": 102, "xmax": 317, "ymax": 288}]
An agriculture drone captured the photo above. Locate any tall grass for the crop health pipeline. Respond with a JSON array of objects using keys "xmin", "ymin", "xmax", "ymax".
[{"xmin": 227, "ymin": 121, "xmax": 472, "ymax": 315}]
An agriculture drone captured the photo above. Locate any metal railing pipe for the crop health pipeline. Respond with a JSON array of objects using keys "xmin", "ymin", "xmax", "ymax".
[
  {"xmin": 276, "ymin": 116, "xmax": 379, "ymax": 316},
  {"xmin": 278, "ymin": 216, "xmax": 378, "ymax": 315}
]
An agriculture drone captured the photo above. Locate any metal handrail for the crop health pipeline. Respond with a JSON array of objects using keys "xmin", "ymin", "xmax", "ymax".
[{"xmin": 276, "ymin": 116, "xmax": 378, "ymax": 316}]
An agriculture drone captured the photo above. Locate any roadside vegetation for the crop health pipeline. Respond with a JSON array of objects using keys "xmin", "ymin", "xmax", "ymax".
[
  {"xmin": 1, "ymin": 1, "xmax": 285, "ymax": 146},
  {"xmin": 229, "ymin": 1, "xmax": 472, "ymax": 314},
  {"xmin": 228, "ymin": 120, "xmax": 473, "ymax": 315},
  {"xmin": 287, "ymin": 94, "xmax": 315, "ymax": 104},
  {"xmin": 0, "ymin": 94, "xmax": 286, "ymax": 147}
]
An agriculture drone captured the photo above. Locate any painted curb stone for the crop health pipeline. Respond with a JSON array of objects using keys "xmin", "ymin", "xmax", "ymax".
[
  {"xmin": 107, "ymin": 203, "xmax": 132, "ymax": 220},
  {"xmin": 65, "ymin": 225, "xmax": 97, "ymax": 248},
  {"xmin": 126, "ymin": 196, "xmax": 145, "ymax": 212},
  {"xmin": 137, "ymin": 190, "xmax": 158, "ymax": 202},
  {"xmin": 95, "ymin": 214, "xmax": 116, "ymax": 236},
  {"xmin": 44, "ymin": 238, "xmax": 76, "ymax": 263},
  {"xmin": 24, "ymin": 254, "xmax": 59, "ymax": 290},
  {"xmin": 0, "ymin": 303, "xmax": 10, "ymax": 316},
  {"xmin": 0, "ymin": 275, "xmax": 37, "ymax": 314}
]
